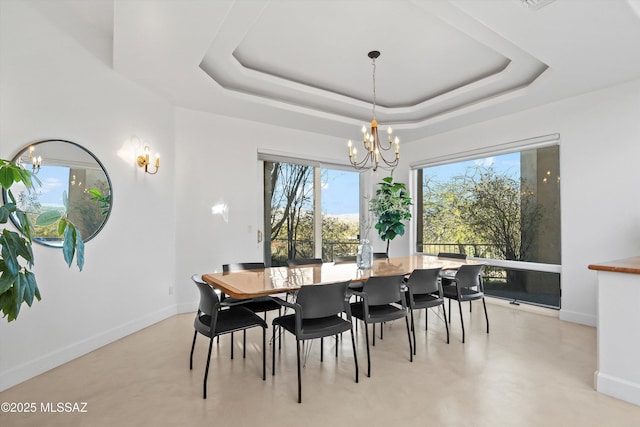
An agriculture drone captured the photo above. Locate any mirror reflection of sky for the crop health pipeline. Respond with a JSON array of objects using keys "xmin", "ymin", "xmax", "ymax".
[
  {"xmin": 320, "ymin": 152, "xmax": 519, "ymax": 216},
  {"xmin": 30, "ymin": 166, "xmax": 69, "ymax": 206}
]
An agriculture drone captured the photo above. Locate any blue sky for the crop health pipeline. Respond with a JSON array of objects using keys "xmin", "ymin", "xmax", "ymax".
[
  {"xmin": 319, "ymin": 152, "xmax": 520, "ymax": 216},
  {"xmin": 24, "ymin": 165, "xmax": 69, "ymax": 206},
  {"xmin": 321, "ymin": 169, "xmax": 359, "ymax": 215},
  {"xmin": 425, "ymin": 152, "xmax": 520, "ymax": 182}
]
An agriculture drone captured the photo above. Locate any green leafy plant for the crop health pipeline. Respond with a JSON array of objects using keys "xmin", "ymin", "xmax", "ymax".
[
  {"xmin": 0, "ymin": 158, "xmax": 84, "ymax": 321},
  {"xmin": 369, "ymin": 175, "xmax": 412, "ymax": 255},
  {"xmin": 88, "ymin": 188, "xmax": 111, "ymax": 216}
]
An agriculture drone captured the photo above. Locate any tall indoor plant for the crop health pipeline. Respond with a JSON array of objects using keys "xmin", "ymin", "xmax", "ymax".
[
  {"xmin": 0, "ymin": 158, "xmax": 84, "ymax": 321},
  {"xmin": 369, "ymin": 175, "xmax": 412, "ymax": 255}
]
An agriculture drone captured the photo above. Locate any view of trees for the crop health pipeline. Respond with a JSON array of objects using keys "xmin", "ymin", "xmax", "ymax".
[
  {"xmin": 420, "ymin": 150, "xmax": 562, "ymax": 308},
  {"xmin": 264, "ymin": 161, "xmax": 359, "ymax": 266},
  {"xmin": 422, "ymin": 165, "xmax": 542, "ymax": 261}
]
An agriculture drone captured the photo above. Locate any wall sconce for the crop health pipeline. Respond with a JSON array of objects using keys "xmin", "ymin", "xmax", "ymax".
[
  {"xmin": 28, "ymin": 146, "xmax": 42, "ymax": 173},
  {"xmin": 136, "ymin": 145, "xmax": 160, "ymax": 175}
]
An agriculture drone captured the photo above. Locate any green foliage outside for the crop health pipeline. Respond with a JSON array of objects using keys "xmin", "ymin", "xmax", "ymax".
[
  {"xmin": 266, "ymin": 162, "xmax": 360, "ymax": 266},
  {"xmin": 422, "ymin": 165, "xmax": 542, "ymax": 261}
]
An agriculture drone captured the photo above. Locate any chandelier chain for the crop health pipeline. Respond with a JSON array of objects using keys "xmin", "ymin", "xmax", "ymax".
[{"xmin": 371, "ymin": 56, "xmax": 377, "ymax": 119}]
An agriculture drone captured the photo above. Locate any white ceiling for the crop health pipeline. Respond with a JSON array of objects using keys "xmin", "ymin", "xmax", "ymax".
[{"xmin": 28, "ymin": 0, "xmax": 640, "ymax": 144}]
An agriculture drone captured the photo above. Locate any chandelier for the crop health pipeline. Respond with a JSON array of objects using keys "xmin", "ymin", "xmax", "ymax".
[{"xmin": 347, "ymin": 50, "xmax": 399, "ymax": 172}]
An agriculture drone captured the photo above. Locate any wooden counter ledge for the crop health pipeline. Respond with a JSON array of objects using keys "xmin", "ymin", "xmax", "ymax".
[{"xmin": 588, "ymin": 256, "xmax": 640, "ymax": 275}]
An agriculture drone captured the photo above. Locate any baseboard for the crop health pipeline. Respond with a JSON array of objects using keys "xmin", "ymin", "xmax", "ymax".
[
  {"xmin": 177, "ymin": 301, "xmax": 197, "ymax": 314},
  {"xmin": 559, "ymin": 309, "xmax": 597, "ymax": 327},
  {"xmin": 0, "ymin": 305, "xmax": 177, "ymax": 392},
  {"xmin": 596, "ymin": 371, "xmax": 640, "ymax": 406}
]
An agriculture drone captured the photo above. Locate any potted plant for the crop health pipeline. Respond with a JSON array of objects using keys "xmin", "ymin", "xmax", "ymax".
[
  {"xmin": 0, "ymin": 158, "xmax": 84, "ymax": 321},
  {"xmin": 369, "ymin": 175, "xmax": 412, "ymax": 255}
]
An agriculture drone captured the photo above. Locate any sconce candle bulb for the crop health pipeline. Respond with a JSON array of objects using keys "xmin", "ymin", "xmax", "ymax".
[{"xmin": 137, "ymin": 145, "xmax": 160, "ymax": 175}]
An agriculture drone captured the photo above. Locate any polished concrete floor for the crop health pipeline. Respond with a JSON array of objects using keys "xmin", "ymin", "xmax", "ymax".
[{"xmin": 2, "ymin": 300, "xmax": 640, "ymax": 426}]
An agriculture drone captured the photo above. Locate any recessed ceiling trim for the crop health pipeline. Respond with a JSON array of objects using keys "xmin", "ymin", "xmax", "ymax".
[
  {"xmin": 520, "ymin": 0, "xmax": 557, "ymax": 11},
  {"xmin": 200, "ymin": 0, "xmax": 549, "ymax": 127}
]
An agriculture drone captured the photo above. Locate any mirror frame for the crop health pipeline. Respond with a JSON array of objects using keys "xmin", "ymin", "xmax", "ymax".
[{"xmin": 2, "ymin": 139, "xmax": 114, "ymax": 248}]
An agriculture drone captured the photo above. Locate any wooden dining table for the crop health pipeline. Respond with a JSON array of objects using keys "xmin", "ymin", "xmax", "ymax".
[{"xmin": 201, "ymin": 255, "xmax": 481, "ymax": 299}]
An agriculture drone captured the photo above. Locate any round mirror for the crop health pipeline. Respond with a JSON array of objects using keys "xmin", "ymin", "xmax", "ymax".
[{"xmin": 2, "ymin": 139, "xmax": 113, "ymax": 247}]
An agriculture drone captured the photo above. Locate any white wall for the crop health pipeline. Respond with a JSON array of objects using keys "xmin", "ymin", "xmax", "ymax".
[
  {"xmin": 403, "ymin": 79, "xmax": 640, "ymax": 326},
  {"xmin": 0, "ymin": 2, "xmax": 177, "ymax": 390},
  {"xmin": 173, "ymin": 108, "xmax": 350, "ymax": 309}
]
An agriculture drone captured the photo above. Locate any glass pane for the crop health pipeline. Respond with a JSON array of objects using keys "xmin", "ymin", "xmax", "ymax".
[
  {"xmin": 264, "ymin": 161, "xmax": 314, "ymax": 266},
  {"xmin": 418, "ymin": 145, "xmax": 561, "ymax": 308},
  {"xmin": 483, "ymin": 267, "xmax": 561, "ymax": 309},
  {"xmin": 321, "ymin": 168, "xmax": 360, "ymax": 261}
]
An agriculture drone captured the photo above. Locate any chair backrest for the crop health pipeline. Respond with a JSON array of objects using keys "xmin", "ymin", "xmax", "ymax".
[
  {"xmin": 438, "ymin": 252, "xmax": 467, "ymax": 260},
  {"xmin": 295, "ymin": 281, "xmax": 350, "ymax": 319},
  {"xmin": 287, "ymin": 258, "xmax": 323, "ymax": 267},
  {"xmin": 454, "ymin": 264, "xmax": 484, "ymax": 289},
  {"xmin": 192, "ymin": 274, "xmax": 220, "ymax": 316},
  {"xmin": 372, "ymin": 252, "xmax": 388, "ymax": 259},
  {"xmin": 363, "ymin": 275, "xmax": 406, "ymax": 306},
  {"xmin": 222, "ymin": 262, "xmax": 265, "ymax": 272},
  {"xmin": 334, "ymin": 255, "xmax": 356, "ymax": 264},
  {"xmin": 406, "ymin": 268, "xmax": 442, "ymax": 295}
]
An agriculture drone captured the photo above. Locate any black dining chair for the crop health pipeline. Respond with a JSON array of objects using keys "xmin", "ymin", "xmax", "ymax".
[
  {"xmin": 272, "ymin": 280, "xmax": 358, "ymax": 403},
  {"xmin": 441, "ymin": 264, "xmax": 488, "ymax": 343},
  {"xmin": 404, "ymin": 268, "xmax": 449, "ymax": 354},
  {"xmin": 350, "ymin": 274, "xmax": 412, "ymax": 377},
  {"xmin": 287, "ymin": 258, "xmax": 323, "ymax": 267},
  {"xmin": 221, "ymin": 263, "xmax": 282, "ymax": 354},
  {"xmin": 437, "ymin": 252, "xmax": 471, "ymax": 311},
  {"xmin": 334, "ymin": 255, "xmax": 357, "ymax": 264},
  {"xmin": 190, "ymin": 275, "xmax": 267, "ymax": 399},
  {"xmin": 437, "ymin": 252, "xmax": 467, "ymax": 260},
  {"xmin": 222, "ymin": 263, "xmax": 282, "ymax": 317}
]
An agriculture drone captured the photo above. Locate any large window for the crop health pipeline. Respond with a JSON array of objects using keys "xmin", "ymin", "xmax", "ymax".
[
  {"xmin": 263, "ymin": 160, "xmax": 359, "ymax": 266},
  {"xmin": 417, "ymin": 145, "xmax": 561, "ymax": 308}
]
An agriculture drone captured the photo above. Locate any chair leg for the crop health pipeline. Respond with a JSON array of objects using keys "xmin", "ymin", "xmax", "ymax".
[
  {"xmin": 335, "ymin": 335, "xmax": 339, "ymax": 358},
  {"xmin": 272, "ymin": 326, "xmax": 276, "ymax": 376},
  {"xmin": 458, "ymin": 299, "xmax": 465, "ymax": 343},
  {"xmin": 442, "ymin": 304, "xmax": 450, "ymax": 344},
  {"xmin": 262, "ymin": 327, "xmax": 266, "ymax": 381},
  {"xmin": 364, "ymin": 322, "xmax": 371, "ymax": 377},
  {"xmin": 448, "ymin": 299, "xmax": 452, "ymax": 323},
  {"xmin": 405, "ymin": 316, "xmax": 413, "ymax": 362},
  {"xmin": 482, "ymin": 297, "xmax": 489, "ymax": 333},
  {"xmin": 372, "ymin": 323, "xmax": 376, "ymax": 347},
  {"xmin": 230, "ymin": 332, "xmax": 234, "ymax": 359},
  {"xmin": 243, "ymin": 330, "xmax": 247, "ymax": 358},
  {"xmin": 350, "ymin": 328, "xmax": 359, "ymax": 383},
  {"xmin": 410, "ymin": 310, "xmax": 416, "ymax": 356},
  {"xmin": 190, "ymin": 330, "xmax": 197, "ymax": 370},
  {"xmin": 296, "ymin": 339, "xmax": 302, "ymax": 404},
  {"xmin": 470, "ymin": 300, "xmax": 472, "ymax": 312},
  {"xmin": 203, "ymin": 336, "xmax": 214, "ymax": 399},
  {"xmin": 381, "ymin": 322, "xmax": 383, "ymax": 340},
  {"xmin": 320, "ymin": 338, "xmax": 324, "ymax": 362}
]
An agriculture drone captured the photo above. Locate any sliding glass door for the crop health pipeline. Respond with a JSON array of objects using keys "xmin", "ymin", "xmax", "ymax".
[{"xmin": 264, "ymin": 160, "xmax": 359, "ymax": 266}]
